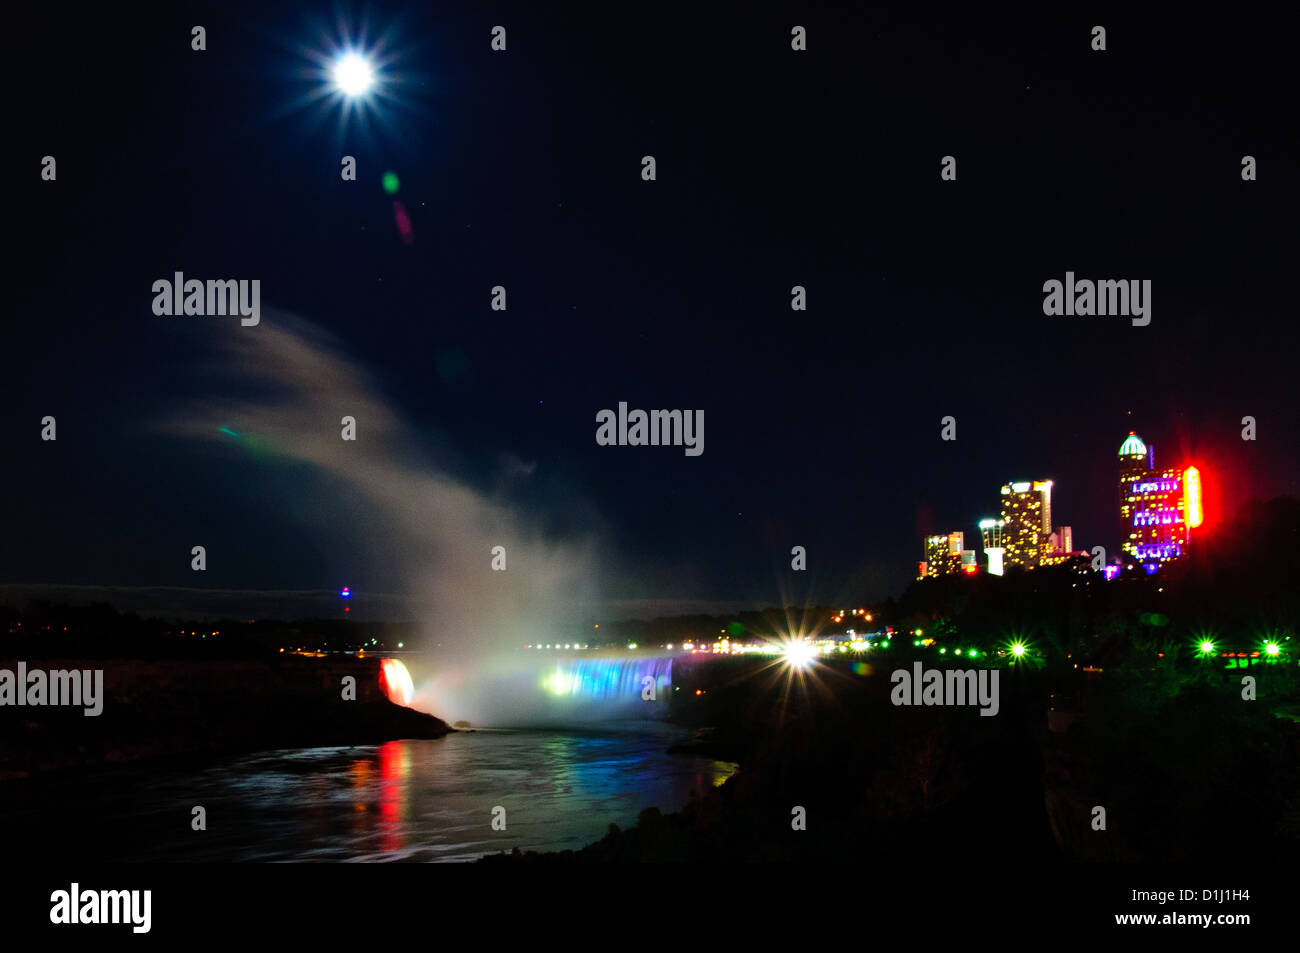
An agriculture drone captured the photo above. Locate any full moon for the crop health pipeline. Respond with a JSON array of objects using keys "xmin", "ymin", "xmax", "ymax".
[{"xmin": 331, "ymin": 52, "xmax": 375, "ymax": 97}]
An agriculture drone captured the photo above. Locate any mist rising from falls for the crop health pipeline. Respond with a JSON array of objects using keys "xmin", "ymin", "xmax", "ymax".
[{"xmin": 164, "ymin": 312, "xmax": 649, "ymax": 727}]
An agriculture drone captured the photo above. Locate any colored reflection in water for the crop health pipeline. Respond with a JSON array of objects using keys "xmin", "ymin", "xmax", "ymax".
[
  {"xmin": 378, "ymin": 740, "xmax": 410, "ymax": 853},
  {"xmin": 25, "ymin": 730, "xmax": 737, "ymax": 862}
]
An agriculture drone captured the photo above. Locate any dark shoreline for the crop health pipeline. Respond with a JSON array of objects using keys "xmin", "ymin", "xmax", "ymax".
[{"xmin": 0, "ymin": 655, "xmax": 452, "ymax": 780}]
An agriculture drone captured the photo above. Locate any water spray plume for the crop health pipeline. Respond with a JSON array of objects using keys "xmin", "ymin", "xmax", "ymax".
[{"xmin": 164, "ymin": 311, "xmax": 607, "ymax": 727}]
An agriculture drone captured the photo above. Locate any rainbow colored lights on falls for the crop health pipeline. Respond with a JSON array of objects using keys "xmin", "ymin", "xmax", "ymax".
[
  {"xmin": 540, "ymin": 657, "xmax": 672, "ymax": 702},
  {"xmin": 379, "ymin": 658, "xmax": 414, "ymax": 706}
]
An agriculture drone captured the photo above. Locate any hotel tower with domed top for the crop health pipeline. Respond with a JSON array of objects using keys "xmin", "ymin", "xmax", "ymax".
[{"xmin": 1118, "ymin": 432, "xmax": 1203, "ymax": 569}]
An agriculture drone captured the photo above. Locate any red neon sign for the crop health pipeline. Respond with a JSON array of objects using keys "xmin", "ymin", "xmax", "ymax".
[{"xmin": 1184, "ymin": 466, "xmax": 1203, "ymax": 528}]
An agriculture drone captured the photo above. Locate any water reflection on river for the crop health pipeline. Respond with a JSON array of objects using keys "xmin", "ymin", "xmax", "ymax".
[{"xmin": 56, "ymin": 728, "xmax": 736, "ymax": 862}]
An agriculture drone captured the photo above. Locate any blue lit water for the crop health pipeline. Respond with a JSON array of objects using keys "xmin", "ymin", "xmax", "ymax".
[{"xmin": 415, "ymin": 653, "xmax": 677, "ymax": 727}]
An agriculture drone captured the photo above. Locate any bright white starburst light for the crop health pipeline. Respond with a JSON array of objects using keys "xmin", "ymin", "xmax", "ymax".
[
  {"xmin": 783, "ymin": 639, "xmax": 817, "ymax": 671},
  {"xmin": 331, "ymin": 51, "xmax": 375, "ymax": 97}
]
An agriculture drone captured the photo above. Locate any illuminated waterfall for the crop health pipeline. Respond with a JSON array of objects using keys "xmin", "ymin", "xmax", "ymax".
[
  {"xmin": 410, "ymin": 653, "xmax": 676, "ymax": 727},
  {"xmin": 379, "ymin": 658, "xmax": 415, "ymax": 706},
  {"xmin": 539, "ymin": 656, "xmax": 672, "ymax": 704}
]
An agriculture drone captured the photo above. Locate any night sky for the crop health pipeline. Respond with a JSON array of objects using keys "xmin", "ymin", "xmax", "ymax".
[{"xmin": 7, "ymin": 2, "xmax": 1297, "ymax": 620}]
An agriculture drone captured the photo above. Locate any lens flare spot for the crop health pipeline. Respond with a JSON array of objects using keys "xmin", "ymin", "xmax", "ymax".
[{"xmin": 393, "ymin": 200, "xmax": 414, "ymax": 244}]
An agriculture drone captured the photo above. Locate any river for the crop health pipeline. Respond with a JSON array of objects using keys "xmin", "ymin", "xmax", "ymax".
[{"xmin": 2, "ymin": 727, "xmax": 737, "ymax": 862}]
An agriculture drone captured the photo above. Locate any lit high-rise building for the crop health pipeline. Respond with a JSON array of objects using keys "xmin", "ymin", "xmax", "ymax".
[
  {"xmin": 921, "ymin": 531, "xmax": 964, "ymax": 577},
  {"xmin": 1000, "ymin": 480, "xmax": 1053, "ymax": 569},
  {"xmin": 1117, "ymin": 432, "xmax": 1203, "ymax": 566},
  {"xmin": 1039, "ymin": 525, "xmax": 1076, "ymax": 566}
]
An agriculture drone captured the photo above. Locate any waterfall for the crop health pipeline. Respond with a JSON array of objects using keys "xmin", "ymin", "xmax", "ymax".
[
  {"xmin": 410, "ymin": 652, "xmax": 676, "ymax": 728},
  {"xmin": 539, "ymin": 655, "xmax": 672, "ymax": 704}
]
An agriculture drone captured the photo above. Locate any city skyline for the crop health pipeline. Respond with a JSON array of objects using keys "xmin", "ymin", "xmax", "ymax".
[{"xmin": 920, "ymin": 429, "xmax": 1216, "ymax": 580}]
